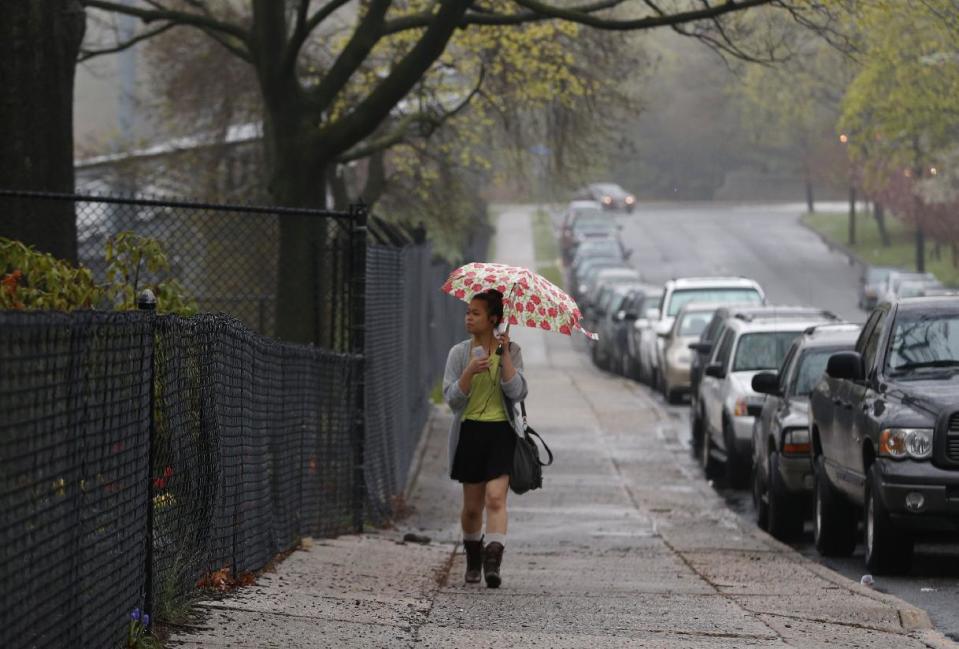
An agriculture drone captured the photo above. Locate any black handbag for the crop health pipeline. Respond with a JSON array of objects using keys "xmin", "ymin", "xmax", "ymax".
[{"xmin": 510, "ymin": 401, "xmax": 554, "ymax": 495}]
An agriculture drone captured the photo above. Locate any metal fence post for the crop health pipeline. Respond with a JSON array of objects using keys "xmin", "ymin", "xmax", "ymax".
[
  {"xmin": 350, "ymin": 204, "xmax": 368, "ymax": 533},
  {"xmin": 137, "ymin": 289, "xmax": 157, "ymax": 616}
]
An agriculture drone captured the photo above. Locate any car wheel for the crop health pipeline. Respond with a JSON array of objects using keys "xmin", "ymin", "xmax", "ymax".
[
  {"xmin": 767, "ymin": 451, "xmax": 803, "ymax": 541},
  {"xmin": 690, "ymin": 406, "xmax": 705, "ymax": 455},
  {"xmin": 812, "ymin": 456, "xmax": 857, "ymax": 557},
  {"xmin": 665, "ymin": 385, "xmax": 682, "ymax": 405},
  {"xmin": 701, "ymin": 424, "xmax": 721, "ymax": 481},
  {"xmin": 723, "ymin": 418, "xmax": 751, "ymax": 489},
  {"xmin": 864, "ymin": 464, "xmax": 913, "ymax": 575},
  {"xmin": 752, "ymin": 458, "xmax": 769, "ymax": 530}
]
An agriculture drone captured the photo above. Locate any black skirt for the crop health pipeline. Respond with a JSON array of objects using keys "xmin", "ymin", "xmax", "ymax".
[{"xmin": 451, "ymin": 419, "xmax": 517, "ymax": 484}]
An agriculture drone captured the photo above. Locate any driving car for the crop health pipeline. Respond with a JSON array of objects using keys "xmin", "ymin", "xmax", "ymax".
[
  {"xmin": 697, "ymin": 308, "xmax": 837, "ymax": 487},
  {"xmin": 860, "ymin": 266, "xmax": 898, "ymax": 310},
  {"xmin": 579, "ymin": 183, "xmax": 637, "ymax": 213},
  {"xmin": 645, "ymin": 277, "xmax": 766, "ymax": 390},
  {"xmin": 750, "ymin": 323, "xmax": 860, "ymax": 541},
  {"xmin": 809, "ymin": 297, "xmax": 959, "ymax": 574},
  {"xmin": 658, "ymin": 302, "xmax": 716, "ymax": 403}
]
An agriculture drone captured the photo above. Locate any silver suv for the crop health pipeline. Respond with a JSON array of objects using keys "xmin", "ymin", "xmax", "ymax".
[
  {"xmin": 644, "ymin": 277, "xmax": 765, "ymax": 389},
  {"xmin": 697, "ymin": 308, "xmax": 838, "ymax": 487}
]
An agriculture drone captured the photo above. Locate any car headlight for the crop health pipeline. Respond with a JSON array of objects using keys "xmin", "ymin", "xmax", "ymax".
[
  {"xmin": 782, "ymin": 427, "xmax": 811, "ymax": 456},
  {"xmin": 879, "ymin": 428, "xmax": 933, "ymax": 460},
  {"xmin": 624, "ymin": 195, "xmax": 636, "ymax": 205},
  {"xmin": 602, "ymin": 196, "xmax": 613, "ymax": 205}
]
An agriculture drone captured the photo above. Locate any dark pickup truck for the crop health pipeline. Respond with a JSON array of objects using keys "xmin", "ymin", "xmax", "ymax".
[{"xmin": 809, "ymin": 297, "xmax": 959, "ymax": 574}]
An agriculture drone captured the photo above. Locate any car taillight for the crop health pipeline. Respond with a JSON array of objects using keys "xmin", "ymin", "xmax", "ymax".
[{"xmin": 782, "ymin": 428, "xmax": 811, "ymax": 456}]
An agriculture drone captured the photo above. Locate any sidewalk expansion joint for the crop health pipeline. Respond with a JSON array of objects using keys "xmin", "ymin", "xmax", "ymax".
[{"xmin": 410, "ymin": 541, "xmax": 457, "ymax": 644}]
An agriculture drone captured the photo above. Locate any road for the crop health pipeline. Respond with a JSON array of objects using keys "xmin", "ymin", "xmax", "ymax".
[{"xmin": 604, "ymin": 202, "xmax": 959, "ymax": 640}]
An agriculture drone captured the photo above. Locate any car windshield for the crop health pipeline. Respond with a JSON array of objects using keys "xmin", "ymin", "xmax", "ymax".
[
  {"xmin": 733, "ymin": 331, "xmax": 801, "ymax": 372},
  {"xmin": 886, "ymin": 311, "xmax": 959, "ymax": 373},
  {"xmin": 679, "ymin": 312, "xmax": 711, "ymax": 337},
  {"xmin": 866, "ymin": 268, "xmax": 894, "ymax": 283},
  {"xmin": 791, "ymin": 348, "xmax": 838, "ymax": 396},
  {"xmin": 668, "ymin": 288, "xmax": 762, "ymax": 316}
]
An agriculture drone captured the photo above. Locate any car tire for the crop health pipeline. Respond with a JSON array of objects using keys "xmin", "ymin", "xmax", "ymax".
[
  {"xmin": 702, "ymin": 424, "xmax": 721, "ymax": 481},
  {"xmin": 690, "ymin": 407, "xmax": 705, "ymax": 457},
  {"xmin": 591, "ymin": 343, "xmax": 606, "ymax": 370},
  {"xmin": 767, "ymin": 451, "xmax": 803, "ymax": 542},
  {"xmin": 813, "ymin": 456, "xmax": 857, "ymax": 557},
  {"xmin": 723, "ymin": 418, "xmax": 751, "ymax": 489},
  {"xmin": 752, "ymin": 458, "xmax": 769, "ymax": 530},
  {"xmin": 864, "ymin": 464, "xmax": 913, "ymax": 575}
]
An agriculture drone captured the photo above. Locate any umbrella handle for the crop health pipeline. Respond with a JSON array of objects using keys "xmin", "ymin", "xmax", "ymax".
[{"xmin": 495, "ymin": 322, "xmax": 510, "ymax": 356}]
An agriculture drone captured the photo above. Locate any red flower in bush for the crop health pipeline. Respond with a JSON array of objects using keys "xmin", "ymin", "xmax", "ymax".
[
  {"xmin": 163, "ymin": 466, "xmax": 174, "ymax": 478},
  {"xmin": 153, "ymin": 477, "xmax": 167, "ymax": 490}
]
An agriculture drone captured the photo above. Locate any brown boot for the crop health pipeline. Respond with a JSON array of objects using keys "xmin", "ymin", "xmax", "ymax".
[
  {"xmin": 483, "ymin": 542, "xmax": 504, "ymax": 588},
  {"xmin": 464, "ymin": 539, "xmax": 484, "ymax": 584}
]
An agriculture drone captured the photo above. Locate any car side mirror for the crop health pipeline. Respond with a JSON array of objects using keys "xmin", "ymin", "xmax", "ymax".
[
  {"xmin": 688, "ymin": 342, "xmax": 713, "ymax": 354},
  {"xmin": 623, "ymin": 311, "xmax": 639, "ymax": 321},
  {"xmin": 657, "ymin": 329, "xmax": 670, "ymax": 338},
  {"xmin": 634, "ymin": 318, "xmax": 649, "ymax": 330},
  {"xmin": 751, "ymin": 371, "xmax": 781, "ymax": 396},
  {"xmin": 645, "ymin": 307, "xmax": 660, "ymax": 320},
  {"xmin": 826, "ymin": 351, "xmax": 865, "ymax": 381},
  {"xmin": 704, "ymin": 363, "xmax": 726, "ymax": 379},
  {"xmin": 615, "ymin": 310, "xmax": 626, "ymax": 322}
]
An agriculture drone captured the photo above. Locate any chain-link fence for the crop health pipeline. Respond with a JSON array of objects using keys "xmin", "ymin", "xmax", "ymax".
[{"xmin": 0, "ymin": 190, "xmax": 490, "ymax": 648}]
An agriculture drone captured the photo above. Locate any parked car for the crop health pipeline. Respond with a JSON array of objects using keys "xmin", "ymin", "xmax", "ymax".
[
  {"xmin": 645, "ymin": 277, "xmax": 766, "ymax": 390},
  {"xmin": 582, "ymin": 267, "xmax": 642, "ymax": 321},
  {"xmin": 571, "ymin": 259, "xmax": 627, "ymax": 303},
  {"xmin": 625, "ymin": 288, "xmax": 665, "ymax": 380},
  {"xmin": 690, "ymin": 305, "xmax": 842, "ymax": 447},
  {"xmin": 860, "ymin": 266, "xmax": 898, "ymax": 310},
  {"xmin": 894, "ymin": 278, "xmax": 944, "ymax": 299},
  {"xmin": 560, "ymin": 202, "xmax": 617, "ymax": 262},
  {"xmin": 592, "ymin": 284, "xmax": 652, "ymax": 371},
  {"xmin": 879, "ymin": 271, "xmax": 938, "ymax": 304},
  {"xmin": 697, "ymin": 308, "xmax": 836, "ymax": 487},
  {"xmin": 658, "ymin": 303, "xmax": 716, "ymax": 403},
  {"xmin": 571, "ymin": 238, "xmax": 629, "ymax": 271},
  {"xmin": 578, "ymin": 183, "xmax": 636, "ymax": 213},
  {"xmin": 750, "ymin": 323, "xmax": 860, "ymax": 541},
  {"xmin": 809, "ymin": 297, "xmax": 959, "ymax": 574}
]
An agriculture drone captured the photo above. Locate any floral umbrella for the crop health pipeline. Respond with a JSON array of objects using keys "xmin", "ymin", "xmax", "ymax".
[{"xmin": 442, "ymin": 262, "xmax": 598, "ymax": 340}]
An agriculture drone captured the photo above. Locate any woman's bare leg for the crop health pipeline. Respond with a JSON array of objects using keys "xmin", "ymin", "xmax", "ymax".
[
  {"xmin": 484, "ymin": 474, "xmax": 510, "ymax": 536},
  {"xmin": 461, "ymin": 482, "xmax": 486, "ymax": 536}
]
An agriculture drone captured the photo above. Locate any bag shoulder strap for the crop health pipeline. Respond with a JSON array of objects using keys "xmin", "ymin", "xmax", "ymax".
[{"xmin": 519, "ymin": 400, "xmax": 554, "ymax": 467}]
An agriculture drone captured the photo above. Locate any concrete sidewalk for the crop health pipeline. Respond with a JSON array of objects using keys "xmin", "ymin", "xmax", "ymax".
[{"xmin": 169, "ymin": 206, "xmax": 955, "ymax": 649}]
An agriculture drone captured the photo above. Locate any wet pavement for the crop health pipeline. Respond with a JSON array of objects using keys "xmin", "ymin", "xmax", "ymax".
[{"xmin": 168, "ymin": 205, "xmax": 956, "ymax": 648}]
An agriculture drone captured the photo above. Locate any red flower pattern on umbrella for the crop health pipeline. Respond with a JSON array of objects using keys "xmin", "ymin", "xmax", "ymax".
[{"xmin": 441, "ymin": 262, "xmax": 597, "ymax": 340}]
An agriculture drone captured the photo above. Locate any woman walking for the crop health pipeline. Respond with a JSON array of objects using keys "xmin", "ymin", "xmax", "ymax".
[{"xmin": 443, "ymin": 289, "xmax": 527, "ymax": 588}]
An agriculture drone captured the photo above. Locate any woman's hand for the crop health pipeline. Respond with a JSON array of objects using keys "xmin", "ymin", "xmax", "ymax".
[
  {"xmin": 465, "ymin": 354, "xmax": 491, "ymax": 376},
  {"xmin": 498, "ymin": 332, "xmax": 516, "ymax": 381}
]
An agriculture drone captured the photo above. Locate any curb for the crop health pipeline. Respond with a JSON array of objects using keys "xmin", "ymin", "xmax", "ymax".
[
  {"xmin": 797, "ymin": 213, "xmax": 867, "ymax": 271},
  {"xmin": 640, "ymin": 383, "xmax": 953, "ymax": 643}
]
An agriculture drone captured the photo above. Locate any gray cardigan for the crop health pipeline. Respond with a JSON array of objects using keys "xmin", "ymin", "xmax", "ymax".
[{"xmin": 442, "ymin": 339, "xmax": 528, "ymax": 477}]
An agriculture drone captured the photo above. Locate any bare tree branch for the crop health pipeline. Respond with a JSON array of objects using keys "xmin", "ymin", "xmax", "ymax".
[
  {"xmin": 284, "ymin": 0, "xmax": 355, "ymax": 71},
  {"xmin": 81, "ymin": 1, "xmax": 252, "ymax": 46},
  {"xmin": 337, "ymin": 66, "xmax": 485, "ymax": 163},
  {"xmin": 309, "ymin": 0, "xmax": 392, "ymax": 114},
  {"xmin": 383, "ymin": 0, "xmax": 626, "ymax": 34},
  {"xmin": 79, "ymin": 20, "xmax": 176, "ymax": 61},
  {"xmin": 509, "ymin": 0, "xmax": 773, "ymax": 30}
]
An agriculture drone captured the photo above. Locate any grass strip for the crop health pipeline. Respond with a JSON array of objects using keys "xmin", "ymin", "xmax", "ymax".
[{"xmin": 802, "ymin": 211, "xmax": 959, "ymax": 287}]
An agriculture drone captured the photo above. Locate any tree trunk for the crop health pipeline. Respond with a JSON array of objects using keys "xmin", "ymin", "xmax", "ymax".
[
  {"xmin": 805, "ymin": 175, "xmax": 814, "ymax": 214},
  {"xmin": 848, "ymin": 185, "xmax": 856, "ymax": 246},
  {"xmin": 0, "ymin": 0, "xmax": 84, "ymax": 263},
  {"xmin": 874, "ymin": 202, "xmax": 890, "ymax": 247}
]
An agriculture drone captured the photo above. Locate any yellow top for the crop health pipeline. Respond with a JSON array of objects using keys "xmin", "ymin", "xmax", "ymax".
[{"xmin": 463, "ymin": 350, "xmax": 508, "ymax": 422}]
